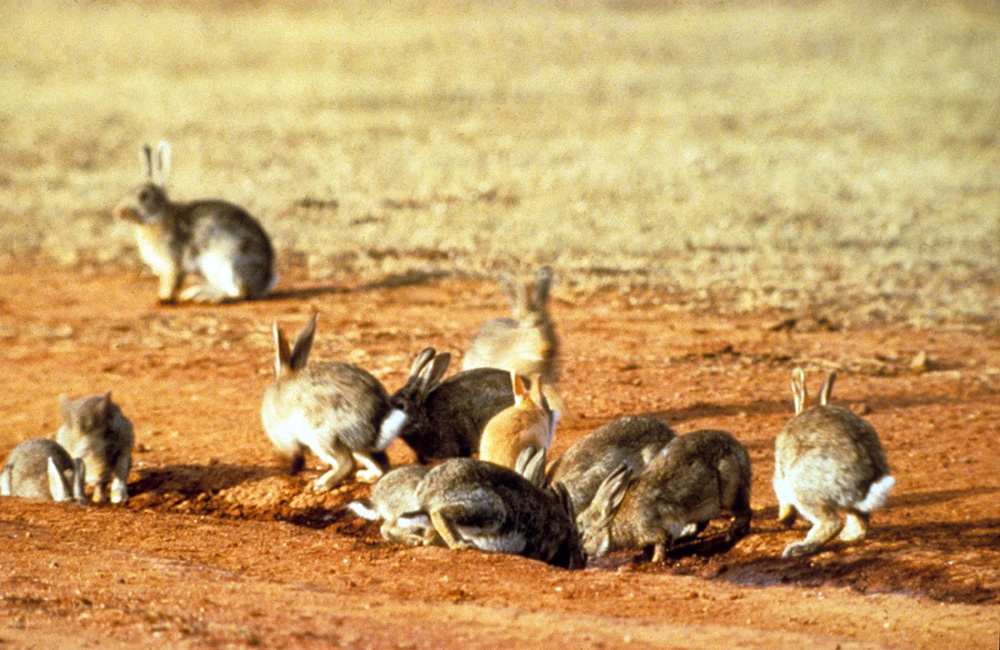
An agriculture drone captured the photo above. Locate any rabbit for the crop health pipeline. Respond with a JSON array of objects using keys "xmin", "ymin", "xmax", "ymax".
[
  {"xmin": 1, "ymin": 438, "xmax": 86, "ymax": 504},
  {"xmin": 576, "ymin": 429, "xmax": 752, "ymax": 563},
  {"xmin": 461, "ymin": 266, "xmax": 565, "ymax": 413},
  {"xmin": 478, "ymin": 372, "xmax": 553, "ymax": 470},
  {"xmin": 546, "ymin": 415, "xmax": 677, "ymax": 514},
  {"xmin": 55, "ymin": 392, "xmax": 134, "ymax": 504},
  {"xmin": 389, "ymin": 348, "xmax": 549, "ymax": 463},
  {"xmin": 773, "ymin": 368, "xmax": 895, "ymax": 558},
  {"xmin": 260, "ymin": 313, "xmax": 406, "ymax": 492},
  {"xmin": 396, "ymin": 457, "xmax": 586, "ymax": 569},
  {"xmin": 113, "ymin": 141, "xmax": 275, "ymax": 304},
  {"xmin": 347, "ymin": 465, "xmax": 439, "ymax": 546}
]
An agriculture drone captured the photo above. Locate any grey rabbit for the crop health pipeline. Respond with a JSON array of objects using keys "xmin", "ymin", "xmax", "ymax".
[
  {"xmin": 346, "ymin": 465, "xmax": 438, "ymax": 546},
  {"xmin": 397, "ymin": 456, "xmax": 586, "ymax": 569},
  {"xmin": 1, "ymin": 439, "xmax": 85, "ymax": 504},
  {"xmin": 546, "ymin": 415, "xmax": 677, "ymax": 514},
  {"xmin": 56, "ymin": 393, "xmax": 134, "ymax": 504},
  {"xmin": 389, "ymin": 348, "xmax": 544, "ymax": 463},
  {"xmin": 260, "ymin": 313, "xmax": 404, "ymax": 492},
  {"xmin": 461, "ymin": 266, "xmax": 565, "ymax": 412},
  {"xmin": 774, "ymin": 369, "xmax": 894, "ymax": 558},
  {"xmin": 114, "ymin": 141, "xmax": 275, "ymax": 303},
  {"xmin": 576, "ymin": 429, "xmax": 752, "ymax": 563}
]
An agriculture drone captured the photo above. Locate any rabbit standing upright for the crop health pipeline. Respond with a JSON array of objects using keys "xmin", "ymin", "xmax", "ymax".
[
  {"xmin": 478, "ymin": 372, "xmax": 553, "ymax": 470},
  {"xmin": 462, "ymin": 266, "xmax": 564, "ymax": 412},
  {"xmin": 56, "ymin": 393, "xmax": 134, "ymax": 504},
  {"xmin": 114, "ymin": 142, "xmax": 275, "ymax": 303},
  {"xmin": 261, "ymin": 313, "xmax": 405, "ymax": 492},
  {"xmin": 1, "ymin": 438, "xmax": 85, "ymax": 504},
  {"xmin": 774, "ymin": 369, "xmax": 894, "ymax": 558},
  {"xmin": 576, "ymin": 429, "xmax": 752, "ymax": 563}
]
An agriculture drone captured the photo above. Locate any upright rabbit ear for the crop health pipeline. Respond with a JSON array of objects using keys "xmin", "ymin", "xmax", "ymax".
[
  {"xmin": 511, "ymin": 372, "xmax": 528, "ymax": 403},
  {"xmin": 819, "ymin": 371, "xmax": 836, "ymax": 406},
  {"xmin": 593, "ymin": 463, "xmax": 631, "ymax": 524},
  {"xmin": 534, "ymin": 266, "xmax": 553, "ymax": 308},
  {"xmin": 155, "ymin": 141, "xmax": 172, "ymax": 187},
  {"xmin": 408, "ymin": 348, "xmax": 436, "ymax": 380},
  {"xmin": 47, "ymin": 457, "xmax": 69, "ymax": 502},
  {"xmin": 498, "ymin": 271, "xmax": 529, "ymax": 317},
  {"xmin": 142, "ymin": 144, "xmax": 154, "ymax": 181},
  {"xmin": 289, "ymin": 312, "xmax": 318, "ymax": 371},
  {"xmin": 273, "ymin": 321, "xmax": 291, "ymax": 377},
  {"xmin": 551, "ymin": 481, "xmax": 576, "ymax": 522},
  {"xmin": 515, "ymin": 446, "xmax": 546, "ymax": 488},
  {"xmin": 528, "ymin": 374, "xmax": 544, "ymax": 406},
  {"xmin": 791, "ymin": 368, "xmax": 807, "ymax": 415},
  {"xmin": 71, "ymin": 458, "xmax": 86, "ymax": 504},
  {"xmin": 0, "ymin": 463, "xmax": 12, "ymax": 496},
  {"xmin": 58, "ymin": 394, "xmax": 75, "ymax": 425},
  {"xmin": 420, "ymin": 352, "xmax": 451, "ymax": 395}
]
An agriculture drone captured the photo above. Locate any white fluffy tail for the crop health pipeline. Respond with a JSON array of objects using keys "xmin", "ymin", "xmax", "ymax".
[
  {"xmin": 346, "ymin": 499, "xmax": 380, "ymax": 521},
  {"xmin": 858, "ymin": 474, "xmax": 895, "ymax": 512},
  {"xmin": 376, "ymin": 409, "xmax": 408, "ymax": 451}
]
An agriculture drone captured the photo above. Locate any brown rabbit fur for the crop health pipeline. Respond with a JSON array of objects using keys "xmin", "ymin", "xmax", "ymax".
[{"xmin": 478, "ymin": 372, "xmax": 552, "ymax": 469}]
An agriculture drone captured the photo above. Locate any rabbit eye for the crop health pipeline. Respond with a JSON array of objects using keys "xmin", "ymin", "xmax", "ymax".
[{"xmin": 139, "ymin": 189, "xmax": 151, "ymax": 202}]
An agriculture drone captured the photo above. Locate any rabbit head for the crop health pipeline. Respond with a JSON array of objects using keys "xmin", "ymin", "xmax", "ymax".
[
  {"xmin": 499, "ymin": 266, "xmax": 553, "ymax": 327},
  {"xmin": 388, "ymin": 347, "xmax": 451, "ymax": 432}
]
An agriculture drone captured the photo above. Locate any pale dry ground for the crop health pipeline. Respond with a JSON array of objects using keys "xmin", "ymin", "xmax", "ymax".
[{"xmin": 1, "ymin": 1, "xmax": 998, "ymax": 323}]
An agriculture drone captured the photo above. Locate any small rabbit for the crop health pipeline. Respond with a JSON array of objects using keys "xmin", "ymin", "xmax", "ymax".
[
  {"xmin": 0, "ymin": 439, "xmax": 86, "ymax": 504},
  {"xmin": 347, "ymin": 465, "xmax": 439, "ymax": 546},
  {"xmin": 389, "ymin": 348, "xmax": 542, "ymax": 463},
  {"xmin": 547, "ymin": 415, "xmax": 677, "ymax": 514},
  {"xmin": 774, "ymin": 369, "xmax": 894, "ymax": 558},
  {"xmin": 114, "ymin": 142, "xmax": 275, "ymax": 304},
  {"xmin": 462, "ymin": 266, "xmax": 564, "ymax": 412},
  {"xmin": 56, "ymin": 393, "xmax": 134, "ymax": 504},
  {"xmin": 261, "ymin": 313, "xmax": 405, "ymax": 492},
  {"xmin": 478, "ymin": 372, "xmax": 553, "ymax": 470},
  {"xmin": 576, "ymin": 429, "xmax": 752, "ymax": 563},
  {"xmin": 397, "ymin": 457, "xmax": 586, "ymax": 569}
]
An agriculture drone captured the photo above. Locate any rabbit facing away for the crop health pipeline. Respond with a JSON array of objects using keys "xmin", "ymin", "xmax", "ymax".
[
  {"xmin": 347, "ymin": 465, "xmax": 438, "ymax": 546},
  {"xmin": 576, "ymin": 429, "xmax": 752, "ymax": 563},
  {"xmin": 114, "ymin": 142, "xmax": 275, "ymax": 304},
  {"xmin": 261, "ymin": 313, "xmax": 405, "ymax": 492},
  {"xmin": 56, "ymin": 393, "xmax": 134, "ymax": 504},
  {"xmin": 1, "ymin": 439, "xmax": 86, "ymax": 504},
  {"xmin": 774, "ymin": 369, "xmax": 894, "ymax": 558},
  {"xmin": 478, "ymin": 372, "xmax": 553, "ymax": 470},
  {"xmin": 461, "ymin": 266, "xmax": 564, "ymax": 412},
  {"xmin": 397, "ymin": 457, "xmax": 587, "ymax": 569},
  {"xmin": 389, "ymin": 348, "xmax": 536, "ymax": 463},
  {"xmin": 546, "ymin": 415, "xmax": 677, "ymax": 514}
]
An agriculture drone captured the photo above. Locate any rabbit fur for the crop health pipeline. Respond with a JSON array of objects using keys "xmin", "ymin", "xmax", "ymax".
[
  {"xmin": 546, "ymin": 415, "xmax": 676, "ymax": 514},
  {"xmin": 478, "ymin": 372, "xmax": 553, "ymax": 470},
  {"xmin": 774, "ymin": 369, "xmax": 894, "ymax": 558},
  {"xmin": 56, "ymin": 392, "xmax": 134, "ymax": 504},
  {"xmin": 347, "ymin": 465, "xmax": 438, "ymax": 546},
  {"xmin": 261, "ymin": 313, "xmax": 405, "ymax": 492},
  {"xmin": 462, "ymin": 266, "xmax": 564, "ymax": 412},
  {"xmin": 114, "ymin": 142, "xmax": 275, "ymax": 303},
  {"xmin": 1, "ymin": 439, "xmax": 86, "ymax": 504},
  {"xmin": 398, "ymin": 457, "xmax": 586, "ymax": 569},
  {"xmin": 576, "ymin": 429, "xmax": 752, "ymax": 563},
  {"xmin": 389, "ymin": 348, "xmax": 541, "ymax": 463}
]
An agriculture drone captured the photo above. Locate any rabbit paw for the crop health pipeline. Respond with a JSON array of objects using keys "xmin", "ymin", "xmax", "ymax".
[{"xmin": 781, "ymin": 540, "xmax": 818, "ymax": 558}]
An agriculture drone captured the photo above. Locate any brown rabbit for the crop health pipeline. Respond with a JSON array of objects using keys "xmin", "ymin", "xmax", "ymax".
[{"xmin": 478, "ymin": 372, "xmax": 553, "ymax": 470}]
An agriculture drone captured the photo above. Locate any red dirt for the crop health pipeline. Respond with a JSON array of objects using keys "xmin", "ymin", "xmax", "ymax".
[{"xmin": 1, "ymin": 265, "xmax": 998, "ymax": 648}]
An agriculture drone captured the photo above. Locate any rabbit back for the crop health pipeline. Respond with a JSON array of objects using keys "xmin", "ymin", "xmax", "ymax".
[
  {"xmin": 548, "ymin": 415, "xmax": 676, "ymax": 513},
  {"xmin": 1, "ymin": 439, "xmax": 81, "ymax": 502},
  {"xmin": 775, "ymin": 405, "xmax": 892, "ymax": 512}
]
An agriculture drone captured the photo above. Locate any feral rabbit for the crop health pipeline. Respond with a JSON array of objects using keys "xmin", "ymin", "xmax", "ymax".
[
  {"xmin": 1, "ymin": 438, "xmax": 85, "ymax": 504},
  {"xmin": 546, "ymin": 415, "xmax": 677, "ymax": 514},
  {"xmin": 56, "ymin": 393, "xmax": 134, "ymax": 504},
  {"xmin": 389, "ymin": 348, "xmax": 543, "ymax": 463},
  {"xmin": 478, "ymin": 372, "xmax": 553, "ymax": 470},
  {"xmin": 462, "ymin": 266, "xmax": 565, "ymax": 412},
  {"xmin": 114, "ymin": 142, "xmax": 275, "ymax": 303},
  {"xmin": 347, "ymin": 465, "xmax": 438, "ymax": 546},
  {"xmin": 774, "ymin": 369, "xmax": 894, "ymax": 558},
  {"xmin": 397, "ymin": 455, "xmax": 586, "ymax": 569},
  {"xmin": 576, "ymin": 429, "xmax": 752, "ymax": 563},
  {"xmin": 261, "ymin": 313, "xmax": 405, "ymax": 492}
]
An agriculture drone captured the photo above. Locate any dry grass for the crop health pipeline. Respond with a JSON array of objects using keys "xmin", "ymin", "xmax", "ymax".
[{"xmin": 1, "ymin": 1, "xmax": 997, "ymax": 323}]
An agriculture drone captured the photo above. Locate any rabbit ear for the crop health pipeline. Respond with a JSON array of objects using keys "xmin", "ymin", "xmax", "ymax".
[
  {"xmin": 142, "ymin": 144, "xmax": 154, "ymax": 181},
  {"xmin": 511, "ymin": 372, "xmax": 528, "ymax": 403},
  {"xmin": 58, "ymin": 394, "xmax": 74, "ymax": 425},
  {"xmin": 155, "ymin": 141, "xmax": 172, "ymax": 187},
  {"xmin": 289, "ymin": 313, "xmax": 318, "ymax": 371},
  {"xmin": 791, "ymin": 368, "xmax": 807, "ymax": 415},
  {"xmin": 819, "ymin": 371, "xmax": 836, "ymax": 406},
  {"xmin": 533, "ymin": 266, "xmax": 553, "ymax": 308},
  {"xmin": 98, "ymin": 391, "xmax": 113, "ymax": 420},
  {"xmin": 592, "ymin": 463, "xmax": 631, "ymax": 524},
  {"xmin": 408, "ymin": 348, "xmax": 436, "ymax": 380},
  {"xmin": 528, "ymin": 374, "xmax": 543, "ymax": 406},
  {"xmin": 419, "ymin": 352, "xmax": 451, "ymax": 396},
  {"xmin": 47, "ymin": 457, "xmax": 68, "ymax": 502},
  {"xmin": 273, "ymin": 322, "xmax": 291, "ymax": 376},
  {"xmin": 0, "ymin": 463, "xmax": 11, "ymax": 496},
  {"xmin": 498, "ymin": 272, "xmax": 529, "ymax": 316},
  {"xmin": 551, "ymin": 481, "xmax": 576, "ymax": 522},
  {"xmin": 515, "ymin": 446, "xmax": 546, "ymax": 487},
  {"xmin": 71, "ymin": 458, "xmax": 86, "ymax": 503}
]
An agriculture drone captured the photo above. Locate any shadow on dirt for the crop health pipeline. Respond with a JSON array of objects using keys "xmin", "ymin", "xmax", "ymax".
[{"xmin": 130, "ymin": 463, "xmax": 282, "ymax": 496}]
